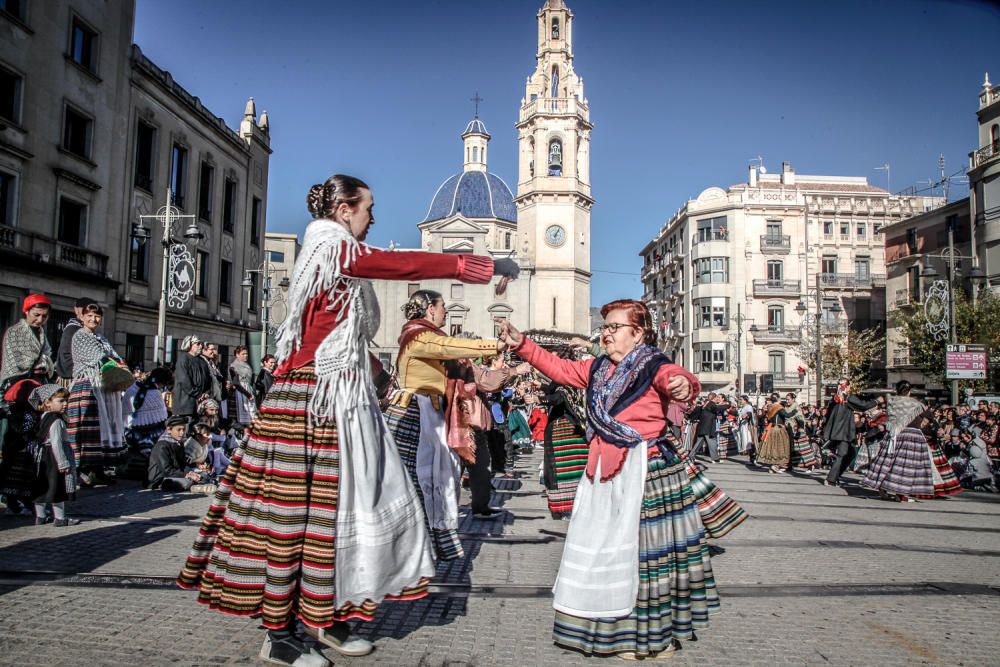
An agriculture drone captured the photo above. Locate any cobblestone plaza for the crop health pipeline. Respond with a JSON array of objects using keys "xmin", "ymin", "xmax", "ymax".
[{"xmin": 1, "ymin": 449, "xmax": 998, "ymax": 666}]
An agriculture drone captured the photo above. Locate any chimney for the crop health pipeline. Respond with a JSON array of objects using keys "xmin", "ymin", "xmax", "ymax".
[
  {"xmin": 749, "ymin": 164, "xmax": 757, "ymax": 187},
  {"xmin": 781, "ymin": 161, "xmax": 795, "ymax": 186}
]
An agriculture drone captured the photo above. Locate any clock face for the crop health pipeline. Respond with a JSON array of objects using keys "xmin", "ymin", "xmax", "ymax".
[{"xmin": 545, "ymin": 224, "xmax": 566, "ymax": 247}]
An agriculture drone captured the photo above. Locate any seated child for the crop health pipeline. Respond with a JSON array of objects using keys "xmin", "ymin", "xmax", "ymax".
[{"xmin": 148, "ymin": 416, "xmax": 212, "ymax": 493}]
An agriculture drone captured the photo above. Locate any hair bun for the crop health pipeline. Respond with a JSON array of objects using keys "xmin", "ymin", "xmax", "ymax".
[{"xmin": 306, "ymin": 184, "xmax": 326, "ymax": 218}]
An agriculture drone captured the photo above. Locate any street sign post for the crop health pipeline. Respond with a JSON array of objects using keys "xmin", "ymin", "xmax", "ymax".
[{"xmin": 945, "ymin": 344, "xmax": 988, "ymax": 380}]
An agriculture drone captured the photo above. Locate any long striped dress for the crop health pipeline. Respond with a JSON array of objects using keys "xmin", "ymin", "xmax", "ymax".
[
  {"xmin": 177, "ymin": 366, "xmax": 428, "ymax": 629},
  {"xmin": 553, "ymin": 446, "xmax": 720, "ymax": 656},
  {"xmin": 789, "ymin": 423, "xmax": 819, "ymax": 469},
  {"xmin": 862, "ymin": 427, "xmax": 935, "ymax": 497},
  {"xmin": 717, "ymin": 417, "xmax": 736, "ymax": 460},
  {"xmin": 671, "ymin": 433, "xmax": 748, "ymax": 538},
  {"xmin": 915, "ymin": 439, "xmax": 962, "ymax": 498},
  {"xmin": 384, "ymin": 395, "xmax": 464, "ymax": 561},
  {"xmin": 542, "ymin": 414, "xmax": 589, "ymax": 518}
]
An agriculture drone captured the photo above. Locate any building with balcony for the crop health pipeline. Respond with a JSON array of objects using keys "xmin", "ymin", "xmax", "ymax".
[
  {"xmin": 0, "ymin": 1, "xmax": 270, "ymax": 370},
  {"xmin": 970, "ymin": 73, "xmax": 1000, "ymax": 287},
  {"xmin": 640, "ymin": 161, "xmax": 943, "ymax": 400}
]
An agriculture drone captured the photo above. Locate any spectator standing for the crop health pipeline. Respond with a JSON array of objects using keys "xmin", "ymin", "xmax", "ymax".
[
  {"xmin": 201, "ymin": 342, "xmax": 226, "ymax": 417},
  {"xmin": 173, "ymin": 336, "xmax": 210, "ymax": 419},
  {"xmin": 54, "ymin": 297, "xmax": 96, "ymax": 389},
  {"xmin": 0, "ymin": 294, "xmax": 55, "ymax": 388},
  {"xmin": 67, "ymin": 304, "xmax": 127, "ymax": 483},
  {"xmin": 253, "ymin": 354, "xmax": 276, "ymax": 407},
  {"xmin": 29, "ymin": 384, "xmax": 79, "ymax": 525},
  {"xmin": 228, "ymin": 346, "xmax": 256, "ymax": 426}
]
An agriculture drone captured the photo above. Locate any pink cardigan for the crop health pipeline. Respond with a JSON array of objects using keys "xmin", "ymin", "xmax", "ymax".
[{"xmin": 514, "ymin": 337, "xmax": 701, "ymax": 481}]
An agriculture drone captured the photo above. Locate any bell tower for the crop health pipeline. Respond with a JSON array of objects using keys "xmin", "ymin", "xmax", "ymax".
[{"xmin": 516, "ymin": 0, "xmax": 593, "ymax": 335}]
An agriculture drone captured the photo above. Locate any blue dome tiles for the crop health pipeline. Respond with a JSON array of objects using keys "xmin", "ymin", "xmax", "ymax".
[{"xmin": 423, "ymin": 171, "xmax": 517, "ymax": 224}]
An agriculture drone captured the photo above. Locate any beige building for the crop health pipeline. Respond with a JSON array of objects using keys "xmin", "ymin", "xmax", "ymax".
[
  {"xmin": 261, "ymin": 231, "xmax": 301, "ymax": 349},
  {"xmin": 0, "ymin": 0, "xmax": 270, "ymax": 371},
  {"xmin": 640, "ymin": 162, "xmax": 942, "ymax": 402},
  {"xmin": 971, "ymin": 73, "xmax": 1000, "ymax": 284},
  {"xmin": 369, "ymin": 0, "xmax": 593, "ymax": 367}
]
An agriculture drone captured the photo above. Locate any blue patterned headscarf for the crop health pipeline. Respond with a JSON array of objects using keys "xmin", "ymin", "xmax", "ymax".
[{"xmin": 586, "ymin": 343, "xmax": 670, "ymax": 448}]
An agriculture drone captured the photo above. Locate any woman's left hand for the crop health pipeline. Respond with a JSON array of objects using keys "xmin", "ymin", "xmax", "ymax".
[{"xmin": 667, "ymin": 375, "xmax": 694, "ymax": 403}]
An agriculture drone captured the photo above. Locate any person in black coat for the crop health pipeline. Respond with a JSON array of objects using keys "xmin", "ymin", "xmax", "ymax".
[
  {"xmin": 822, "ymin": 378, "xmax": 878, "ymax": 486},
  {"xmin": 173, "ymin": 336, "xmax": 211, "ymax": 419},
  {"xmin": 253, "ymin": 354, "xmax": 276, "ymax": 408},
  {"xmin": 148, "ymin": 416, "xmax": 203, "ymax": 491},
  {"xmin": 693, "ymin": 392, "xmax": 729, "ymax": 463}
]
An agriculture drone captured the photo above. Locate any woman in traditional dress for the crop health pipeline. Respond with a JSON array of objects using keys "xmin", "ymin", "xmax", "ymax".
[
  {"xmin": 499, "ymin": 299, "xmax": 722, "ymax": 661},
  {"xmin": 783, "ymin": 394, "xmax": 818, "ymax": 471},
  {"xmin": 863, "ymin": 381, "xmax": 961, "ymax": 502},
  {"xmin": 66, "ymin": 304, "xmax": 127, "ymax": 484},
  {"xmin": 177, "ymin": 175, "xmax": 519, "ymax": 666},
  {"xmin": 540, "ymin": 380, "xmax": 589, "ymax": 518},
  {"xmin": 735, "ymin": 395, "xmax": 756, "ymax": 457},
  {"xmin": 756, "ymin": 396, "xmax": 793, "ymax": 473},
  {"xmin": 383, "ymin": 290, "xmax": 506, "ymax": 557},
  {"xmin": 227, "ymin": 345, "xmax": 256, "ymax": 427}
]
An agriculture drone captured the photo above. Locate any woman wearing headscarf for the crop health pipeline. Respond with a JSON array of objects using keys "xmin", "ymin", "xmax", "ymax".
[
  {"xmin": 499, "ymin": 299, "xmax": 722, "ymax": 661},
  {"xmin": 178, "ymin": 175, "xmax": 519, "ymax": 666},
  {"xmin": 384, "ymin": 289, "xmax": 506, "ymax": 557},
  {"xmin": 66, "ymin": 304, "xmax": 127, "ymax": 483},
  {"xmin": 227, "ymin": 345, "xmax": 255, "ymax": 427}
]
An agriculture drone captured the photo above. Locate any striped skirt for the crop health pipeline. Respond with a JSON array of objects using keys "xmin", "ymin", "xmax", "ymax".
[
  {"xmin": 756, "ymin": 425, "xmax": 790, "ymax": 466},
  {"xmin": 66, "ymin": 380, "xmax": 126, "ymax": 469},
  {"xmin": 384, "ymin": 399, "xmax": 464, "ymax": 561},
  {"xmin": 862, "ymin": 428, "xmax": 934, "ymax": 497},
  {"xmin": 717, "ymin": 422, "xmax": 735, "ymax": 460},
  {"xmin": 177, "ymin": 366, "xmax": 428, "ymax": 629},
  {"xmin": 543, "ymin": 417, "xmax": 589, "ymax": 517},
  {"xmin": 790, "ymin": 430, "xmax": 819, "ymax": 468},
  {"xmin": 678, "ymin": 441, "xmax": 748, "ymax": 539},
  {"xmin": 552, "ymin": 450, "xmax": 721, "ymax": 657},
  {"xmin": 915, "ymin": 441, "xmax": 962, "ymax": 499}
]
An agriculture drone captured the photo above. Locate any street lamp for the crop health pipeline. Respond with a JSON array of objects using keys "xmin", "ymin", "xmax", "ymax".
[
  {"xmin": 243, "ymin": 255, "xmax": 290, "ymax": 360},
  {"xmin": 721, "ymin": 303, "xmax": 755, "ymax": 395},
  {"xmin": 130, "ymin": 190, "xmax": 204, "ymax": 365},
  {"xmin": 796, "ymin": 276, "xmax": 843, "ymax": 410}
]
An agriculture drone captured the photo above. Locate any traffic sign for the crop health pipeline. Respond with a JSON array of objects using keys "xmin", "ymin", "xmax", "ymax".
[{"xmin": 945, "ymin": 344, "xmax": 988, "ymax": 380}]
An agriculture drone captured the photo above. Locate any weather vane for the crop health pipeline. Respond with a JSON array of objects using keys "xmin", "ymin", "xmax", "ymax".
[{"xmin": 470, "ymin": 91, "xmax": 484, "ymax": 117}]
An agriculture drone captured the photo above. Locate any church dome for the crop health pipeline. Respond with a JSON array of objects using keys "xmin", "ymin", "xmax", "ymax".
[
  {"xmin": 463, "ymin": 118, "xmax": 490, "ymax": 137},
  {"xmin": 423, "ymin": 171, "xmax": 517, "ymax": 223}
]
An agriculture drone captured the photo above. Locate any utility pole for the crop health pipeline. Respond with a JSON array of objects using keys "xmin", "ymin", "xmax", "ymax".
[
  {"xmin": 948, "ymin": 214, "xmax": 959, "ymax": 405},
  {"xmin": 940, "ymin": 154, "xmax": 949, "ymax": 204},
  {"xmin": 736, "ymin": 302, "xmax": 742, "ymax": 396}
]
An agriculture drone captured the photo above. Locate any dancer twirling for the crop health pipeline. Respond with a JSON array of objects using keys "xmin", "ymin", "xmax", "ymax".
[
  {"xmin": 177, "ymin": 175, "xmax": 520, "ymax": 666},
  {"xmin": 499, "ymin": 299, "xmax": 723, "ymax": 660}
]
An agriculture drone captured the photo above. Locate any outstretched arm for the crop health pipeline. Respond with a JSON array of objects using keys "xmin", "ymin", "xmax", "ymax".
[
  {"xmin": 343, "ymin": 244, "xmax": 496, "ymax": 284},
  {"xmin": 510, "ymin": 336, "xmax": 593, "ymax": 390},
  {"xmin": 652, "ymin": 364, "xmax": 700, "ymax": 404}
]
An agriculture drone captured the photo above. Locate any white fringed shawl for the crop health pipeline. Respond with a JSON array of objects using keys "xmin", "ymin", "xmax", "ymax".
[{"xmin": 273, "ymin": 218, "xmax": 435, "ymax": 605}]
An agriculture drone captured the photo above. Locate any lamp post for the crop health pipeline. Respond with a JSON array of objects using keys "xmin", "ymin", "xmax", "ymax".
[
  {"xmin": 242, "ymin": 254, "xmax": 290, "ymax": 360},
  {"xmin": 796, "ymin": 274, "xmax": 842, "ymax": 410},
  {"xmin": 130, "ymin": 190, "xmax": 204, "ymax": 365},
  {"xmin": 722, "ymin": 303, "xmax": 757, "ymax": 395}
]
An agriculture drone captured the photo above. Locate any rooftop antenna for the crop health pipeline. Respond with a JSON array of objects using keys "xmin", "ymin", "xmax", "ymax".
[
  {"xmin": 875, "ymin": 163, "xmax": 890, "ymax": 193},
  {"xmin": 750, "ymin": 156, "xmax": 767, "ymax": 174},
  {"xmin": 939, "ymin": 154, "xmax": 948, "ymax": 203}
]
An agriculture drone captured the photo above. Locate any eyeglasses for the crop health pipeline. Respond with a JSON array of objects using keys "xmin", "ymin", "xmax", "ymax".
[{"xmin": 599, "ymin": 323, "xmax": 635, "ymax": 334}]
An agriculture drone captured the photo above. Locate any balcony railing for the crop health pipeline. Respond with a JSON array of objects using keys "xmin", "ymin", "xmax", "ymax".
[
  {"xmin": 891, "ymin": 350, "xmax": 912, "ymax": 367},
  {"xmin": 519, "ymin": 96, "xmax": 588, "ymax": 122},
  {"xmin": 754, "ymin": 370, "xmax": 805, "ymax": 386},
  {"xmin": 760, "ymin": 235, "xmax": 791, "ymax": 253},
  {"xmin": 819, "ymin": 273, "xmax": 886, "ymax": 289},
  {"xmin": 971, "ymin": 142, "xmax": 1000, "ymax": 169},
  {"xmin": 752, "ymin": 327, "xmax": 802, "ymax": 343},
  {"xmin": 692, "ymin": 230, "xmax": 729, "ymax": 246},
  {"xmin": 894, "ymin": 288, "xmax": 912, "ymax": 307},
  {"xmin": 0, "ymin": 224, "xmax": 109, "ymax": 277},
  {"xmin": 752, "ymin": 279, "xmax": 801, "ymax": 296}
]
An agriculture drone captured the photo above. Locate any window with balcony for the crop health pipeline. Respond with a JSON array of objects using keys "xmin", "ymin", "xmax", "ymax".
[
  {"xmin": 992, "ymin": 124, "xmax": 999, "ymax": 153},
  {"xmin": 250, "ymin": 196, "xmax": 261, "ymax": 246},
  {"xmin": 696, "ymin": 343, "xmax": 727, "ymax": 373},
  {"xmin": 823, "ymin": 221, "xmax": 833, "ymax": 238},
  {"xmin": 768, "ymin": 351, "xmax": 785, "ymax": 373},
  {"xmin": 170, "ymin": 144, "xmax": 188, "ymax": 208},
  {"xmin": 767, "ymin": 305, "xmax": 784, "ymax": 331},
  {"xmin": 840, "ymin": 222, "xmax": 850, "ymax": 240},
  {"xmin": 822, "ymin": 255, "xmax": 837, "ymax": 276},
  {"xmin": 198, "ymin": 162, "xmax": 214, "ymax": 221},
  {"xmin": 129, "ymin": 235, "xmax": 149, "ymax": 282},
  {"xmin": 873, "ymin": 223, "xmax": 883, "ymax": 237},
  {"xmin": 62, "ymin": 105, "xmax": 93, "ymax": 159},
  {"xmin": 695, "ymin": 257, "xmax": 728, "ymax": 284},
  {"xmin": 0, "ymin": 66, "xmax": 22, "ymax": 125},
  {"xmin": 857, "ymin": 223, "xmax": 867, "ymax": 240},
  {"xmin": 195, "ymin": 250, "xmax": 209, "ymax": 298},
  {"xmin": 69, "ymin": 18, "xmax": 98, "ymax": 72},
  {"xmin": 905, "ymin": 228, "xmax": 917, "ymax": 254},
  {"xmin": 125, "ymin": 334, "xmax": 145, "ymax": 371},
  {"xmin": 766, "ymin": 220, "xmax": 783, "ymax": 239},
  {"xmin": 57, "ymin": 197, "xmax": 86, "ymax": 246},
  {"xmin": 907, "ymin": 265, "xmax": 921, "ymax": 303},
  {"xmin": 0, "ymin": 170, "xmax": 15, "ymax": 227},
  {"xmin": 223, "ymin": 179, "xmax": 236, "ymax": 233},
  {"xmin": 855, "ymin": 257, "xmax": 871, "ymax": 281},
  {"xmin": 220, "ymin": 259, "xmax": 232, "ymax": 305},
  {"xmin": 134, "ymin": 121, "xmax": 156, "ymax": 191},
  {"xmin": 696, "ymin": 216, "xmax": 727, "ymax": 242},
  {"xmin": 766, "ymin": 260, "xmax": 783, "ymax": 285}
]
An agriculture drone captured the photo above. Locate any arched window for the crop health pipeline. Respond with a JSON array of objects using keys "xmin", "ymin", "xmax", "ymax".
[
  {"xmin": 551, "ymin": 17, "xmax": 560, "ymax": 39},
  {"xmin": 551, "ymin": 66, "xmax": 559, "ymax": 98},
  {"xmin": 547, "ymin": 138, "xmax": 562, "ymax": 176},
  {"xmin": 992, "ymin": 124, "xmax": 999, "ymax": 152},
  {"xmin": 472, "ymin": 146, "xmax": 479, "ymax": 162}
]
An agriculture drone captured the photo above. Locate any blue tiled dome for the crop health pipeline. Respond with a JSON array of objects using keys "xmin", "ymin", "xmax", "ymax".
[
  {"xmin": 423, "ymin": 171, "xmax": 517, "ymax": 223},
  {"xmin": 463, "ymin": 118, "xmax": 490, "ymax": 137}
]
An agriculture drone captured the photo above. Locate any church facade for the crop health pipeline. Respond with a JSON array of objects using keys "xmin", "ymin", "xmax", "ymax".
[{"xmin": 369, "ymin": 0, "xmax": 593, "ymax": 367}]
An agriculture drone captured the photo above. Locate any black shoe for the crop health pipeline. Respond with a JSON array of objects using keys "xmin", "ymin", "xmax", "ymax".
[
  {"xmin": 259, "ymin": 634, "xmax": 330, "ymax": 667},
  {"xmin": 34, "ymin": 516, "xmax": 46, "ymax": 526},
  {"xmin": 53, "ymin": 518, "xmax": 81, "ymax": 527},
  {"xmin": 473, "ymin": 508, "xmax": 504, "ymax": 519}
]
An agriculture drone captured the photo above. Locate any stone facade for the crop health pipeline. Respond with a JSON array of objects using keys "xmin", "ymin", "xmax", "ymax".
[
  {"xmin": 641, "ymin": 161, "xmax": 942, "ymax": 402},
  {"xmin": 970, "ymin": 73, "xmax": 1000, "ymax": 285},
  {"xmin": 0, "ymin": 0, "xmax": 269, "ymax": 371}
]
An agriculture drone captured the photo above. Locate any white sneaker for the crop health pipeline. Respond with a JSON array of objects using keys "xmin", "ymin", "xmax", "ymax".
[
  {"xmin": 259, "ymin": 634, "xmax": 331, "ymax": 667},
  {"xmin": 304, "ymin": 623, "xmax": 374, "ymax": 657}
]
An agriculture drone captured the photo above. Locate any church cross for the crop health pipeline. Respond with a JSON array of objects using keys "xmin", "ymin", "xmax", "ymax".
[{"xmin": 470, "ymin": 91, "xmax": 484, "ymax": 117}]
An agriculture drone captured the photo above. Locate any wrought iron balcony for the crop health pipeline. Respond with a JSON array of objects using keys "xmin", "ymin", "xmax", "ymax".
[
  {"xmin": 752, "ymin": 279, "xmax": 801, "ymax": 297},
  {"xmin": 971, "ymin": 142, "xmax": 1000, "ymax": 169},
  {"xmin": 819, "ymin": 273, "xmax": 886, "ymax": 290},
  {"xmin": 891, "ymin": 349, "xmax": 912, "ymax": 367},
  {"xmin": 760, "ymin": 234, "xmax": 791, "ymax": 254},
  {"xmin": 754, "ymin": 370, "xmax": 805, "ymax": 386},
  {"xmin": 752, "ymin": 327, "xmax": 801, "ymax": 343},
  {"xmin": 0, "ymin": 224, "xmax": 110, "ymax": 278}
]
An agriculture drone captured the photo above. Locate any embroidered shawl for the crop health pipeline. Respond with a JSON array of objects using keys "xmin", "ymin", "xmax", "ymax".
[
  {"xmin": 71, "ymin": 329, "xmax": 120, "ymax": 385},
  {"xmin": 0, "ymin": 320, "xmax": 53, "ymax": 386}
]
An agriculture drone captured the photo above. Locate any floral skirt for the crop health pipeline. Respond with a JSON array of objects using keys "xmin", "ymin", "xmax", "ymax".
[
  {"xmin": 177, "ymin": 366, "xmax": 428, "ymax": 629},
  {"xmin": 384, "ymin": 399, "xmax": 464, "ymax": 560},
  {"xmin": 552, "ymin": 450, "xmax": 721, "ymax": 657}
]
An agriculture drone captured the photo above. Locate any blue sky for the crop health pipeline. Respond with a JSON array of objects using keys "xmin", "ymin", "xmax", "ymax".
[{"xmin": 135, "ymin": 0, "xmax": 1000, "ymax": 306}]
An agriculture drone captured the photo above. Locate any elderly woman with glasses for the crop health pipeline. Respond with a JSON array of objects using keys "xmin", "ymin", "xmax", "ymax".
[{"xmin": 498, "ymin": 298, "xmax": 734, "ymax": 661}]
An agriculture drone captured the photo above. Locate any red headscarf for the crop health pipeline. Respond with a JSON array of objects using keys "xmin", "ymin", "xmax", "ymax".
[{"xmin": 21, "ymin": 293, "xmax": 51, "ymax": 313}]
